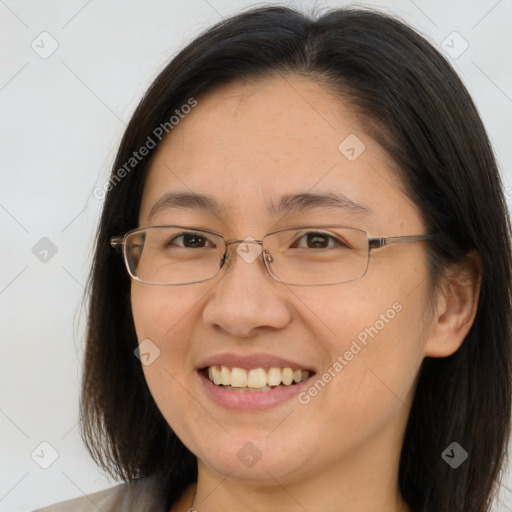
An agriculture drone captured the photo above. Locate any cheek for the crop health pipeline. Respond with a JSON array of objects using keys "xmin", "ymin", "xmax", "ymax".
[
  {"xmin": 292, "ymin": 286, "xmax": 425, "ymax": 453},
  {"xmin": 130, "ymin": 282, "xmax": 203, "ymax": 345},
  {"xmin": 294, "ymin": 268, "xmax": 427, "ymax": 396},
  {"xmin": 130, "ymin": 284, "xmax": 199, "ymax": 395},
  {"xmin": 130, "ymin": 284, "xmax": 211, "ymax": 446},
  {"xmin": 130, "ymin": 284, "xmax": 206, "ymax": 397}
]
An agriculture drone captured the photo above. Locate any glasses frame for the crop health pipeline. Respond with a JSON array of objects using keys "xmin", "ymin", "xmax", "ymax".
[{"xmin": 110, "ymin": 224, "xmax": 440, "ymax": 286}]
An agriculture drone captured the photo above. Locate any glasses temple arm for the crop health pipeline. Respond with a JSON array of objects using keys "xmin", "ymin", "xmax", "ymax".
[
  {"xmin": 369, "ymin": 234, "xmax": 439, "ymax": 250},
  {"xmin": 110, "ymin": 236, "xmax": 124, "ymax": 248}
]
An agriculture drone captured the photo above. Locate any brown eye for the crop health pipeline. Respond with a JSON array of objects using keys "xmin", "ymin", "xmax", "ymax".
[
  {"xmin": 292, "ymin": 232, "xmax": 348, "ymax": 249},
  {"xmin": 168, "ymin": 232, "xmax": 214, "ymax": 248}
]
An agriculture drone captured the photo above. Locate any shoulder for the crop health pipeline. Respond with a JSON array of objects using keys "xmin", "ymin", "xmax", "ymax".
[
  {"xmin": 32, "ymin": 482, "xmax": 128, "ymax": 512},
  {"xmin": 32, "ymin": 476, "xmax": 167, "ymax": 512}
]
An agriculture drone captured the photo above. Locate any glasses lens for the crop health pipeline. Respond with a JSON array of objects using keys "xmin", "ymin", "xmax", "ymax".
[
  {"xmin": 264, "ymin": 227, "xmax": 369, "ymax": 285},
  {"xmin": 124, "ymin": 227, "xmax": 224, "ymax": 284}
]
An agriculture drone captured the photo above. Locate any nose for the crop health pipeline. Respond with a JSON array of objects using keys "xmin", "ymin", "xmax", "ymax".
[{"xmin": 201, "ymin": 239, "xmax": 292, "ymax": 338}]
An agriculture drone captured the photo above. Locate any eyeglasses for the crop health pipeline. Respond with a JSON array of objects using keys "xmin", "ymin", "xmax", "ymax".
[{"xmin": 110, "ymin": 225, "xmax": 439, "ymax": 286}]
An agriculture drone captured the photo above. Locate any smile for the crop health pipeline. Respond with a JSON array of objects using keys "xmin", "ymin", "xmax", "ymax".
[
  {"xmin": 205, "ymin": 365, "xmax": 311, "ymax": 392},
  {"xmin": 196, "ymin": 353, "xmax": 317, "ymax": 410}
]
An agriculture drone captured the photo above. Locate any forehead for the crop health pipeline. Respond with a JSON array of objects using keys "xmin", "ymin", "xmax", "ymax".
[
  {"xmin": 160, "ymin": 75, "xmax": 358, "ymax": 161},
  {"xmin": 139, "ymin": 75, "xmax": 422, "ymax": 235}
]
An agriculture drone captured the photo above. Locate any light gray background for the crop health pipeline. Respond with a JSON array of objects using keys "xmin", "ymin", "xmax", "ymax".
[{"xmin": 1, "ymin": 0, "xmax": 512, "ymax": 510}]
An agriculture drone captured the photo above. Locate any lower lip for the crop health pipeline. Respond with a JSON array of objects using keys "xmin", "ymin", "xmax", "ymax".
[{"xmin": 197, "ymin": 371, "xmax": 314, "ymax": 411}]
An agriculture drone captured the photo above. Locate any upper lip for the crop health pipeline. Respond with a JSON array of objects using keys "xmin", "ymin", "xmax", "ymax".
[{"xmin": 197, "ymin": 353, "xmax": 316, "ymax": 373}]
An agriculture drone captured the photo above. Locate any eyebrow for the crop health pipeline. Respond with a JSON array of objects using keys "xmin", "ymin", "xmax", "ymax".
[{"xmin": 147, "ymin": 191, "xmax": 372, "ymax": 220}]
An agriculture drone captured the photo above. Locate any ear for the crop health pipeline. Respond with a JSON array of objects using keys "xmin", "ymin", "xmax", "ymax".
[{"xmin": 424, "ymin": 250, "xmax": 482, "ymax": 358}]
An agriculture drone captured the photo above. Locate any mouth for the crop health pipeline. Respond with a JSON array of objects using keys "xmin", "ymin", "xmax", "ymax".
[
  {"xmin": 196, "ymin": 353, "xmax": 317, "ymax": 410},
  {"xmin": 199, "ymin": 365, "xmax": 314, "ymax": 393}
]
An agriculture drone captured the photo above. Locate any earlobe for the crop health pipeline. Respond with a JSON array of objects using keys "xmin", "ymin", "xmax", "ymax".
[{"xmin": 424, "ymin": 250, "xmax": 482, "ymax": 358}]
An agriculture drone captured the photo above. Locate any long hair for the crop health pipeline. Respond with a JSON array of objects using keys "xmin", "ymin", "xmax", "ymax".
[{"xmin": 80, "ymin": 6, "xmax": 512, "ymax": 511}]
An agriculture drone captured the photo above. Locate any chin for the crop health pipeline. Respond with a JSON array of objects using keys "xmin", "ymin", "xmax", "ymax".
[{"xmin": 191, "ymin": 431, "xmax": 314, "ymax": 483}]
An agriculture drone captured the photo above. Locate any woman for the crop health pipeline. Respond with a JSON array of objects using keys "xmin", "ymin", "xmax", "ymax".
[{"xmin": 35, "ymin": 5, "xmax": 512, "ymax": 512}]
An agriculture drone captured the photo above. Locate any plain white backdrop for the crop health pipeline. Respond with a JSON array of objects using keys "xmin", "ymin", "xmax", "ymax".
[{"xmin": 1, "ymin": 0, "xmax": 512, "ymax": 510}]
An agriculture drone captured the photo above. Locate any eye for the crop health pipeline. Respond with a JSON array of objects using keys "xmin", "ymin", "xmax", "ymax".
[
  {"xmin": 167, "ymin": 232, "xmax": 215, "ymax": 249},
  {"xmin": 292, "ymin": 232, "xmax": 349, "ymax": 249}
]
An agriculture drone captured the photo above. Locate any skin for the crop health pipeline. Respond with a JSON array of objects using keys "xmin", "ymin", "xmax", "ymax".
[{"xmin": 130, "ymin": 75, "xmax": 481, "ymax": 512}]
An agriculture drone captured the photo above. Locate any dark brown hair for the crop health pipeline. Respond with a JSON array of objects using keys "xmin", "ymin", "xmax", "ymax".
[{"xmin": 81, "ymin": 5, "xmax": 512, "ymax": 511}]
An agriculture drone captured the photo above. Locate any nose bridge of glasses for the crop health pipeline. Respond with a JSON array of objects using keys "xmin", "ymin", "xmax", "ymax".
[
  {"xmin": 223, "ymin": 238, "xmax": 265, "ymax": 263},
  {"xmin": 224, "ymin": 238, "xmax": 280, "ymax": 275},
  {"xmin": 224, "ymin": 238, "xmax": 263, "ymax": 248}
]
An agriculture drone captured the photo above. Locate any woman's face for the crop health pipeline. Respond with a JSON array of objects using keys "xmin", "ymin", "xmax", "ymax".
[{"xmin": 131, "ymin": 75, "xmax": 434, "ymax": 490}]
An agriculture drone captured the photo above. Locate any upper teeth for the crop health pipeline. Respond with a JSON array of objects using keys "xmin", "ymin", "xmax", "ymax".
[{"xmin": 207, "ymin": 366, "xmax": 310, "ymax": 388}]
